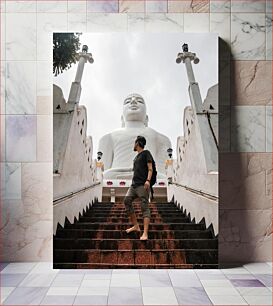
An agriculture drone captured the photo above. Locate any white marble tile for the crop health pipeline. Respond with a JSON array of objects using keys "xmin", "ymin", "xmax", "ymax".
[
  {"xmin": 3, "ymin": 286, "xmax": 48, "ymax": 305},
  {"xmin": 142, "ymin": 287, "xmax": 178, "ymax": 305},
  {"xmin": 29, "ymin": 262, "xmax": 59, "ymax": 274},
  {"xmin": 208, "ymin": 295, "xmax": 247, "ymax": 305},
  {"xmin": 144, "ymin": 13, "xmax": 183, "ymax": 32},
  {"xmin": 221, "ymin": 267, "xmax": 251, "ymax": 275},
  {"xmin": 169, "ymin": 269, "xmax": 196, "ymax": 276},
  {"xmin": 4, "ymin": 163, "xmax": 21, "ymax": 199},
  {"xmin": 204, "ymin": 286, "xmax": 240, "ymax": 296},
  {"xmin": 6, "ymin": 61, "xmax": 36, "ymax": 115},
  {"xmin": 0, "ymin": 0, "xmax": 6, "ymax": 13},
  {"xmin": 237, "ymin": 287, "xmax": 272, "ymax": 296},
  {"xmin": 1, "ymin": 13, "xmax": 6, "ymax": 61},
  {"xmin": 266, "ymin": 106, "xmax": 272, "ymax": 152},
  {"xmin": 243, "ymin": 262, "xmax": 273, "ymax": 274},
  {"xmin": 119, "ymin": 0, "xmax": 145, "ymax": 13},
  {"xmin": 128, "ymin": 13, "xmax": 145, "ymax": 32},
  {"xmin": 77, "ymin": 286, "xmax": 109, "ymax": 296},
  {"xmin": 37, "ymin": 115, "xmax": 53, "ymax": 162},
  {"xmin": 1, "ymin": 262, "xmax": 37, "ymax": 274},
  {"xmin": 87, "ymin": 13, "xmax": 127, "ymax": 32},
  {"xmin": 210, "ymin": 0, "xmax": 231, "ymax": 13},
  {"xmin": 195, "ymin": 269, "xmax": 226, "ymax": 276},
  {"xmin": 6, "ymin": 13, "xmax": 36, "ymax": 61},
  {"xmin": 1, "ymin": 287, "xmax": 15, "ymax": 303},
  {"xmin": 6, "ymin": 115, "xmax": 36, "ymax": 162},
  {"xmin": 111, "ymin": 269, "xmax": 139, "ymax": 274},
  {"xmin": 83, "ymin": 274, "xmax": 112, "ymax": 280},
  {"xmin": 18, "ymin": 273, "xmax": 56, "ymax": 287},
  {"xmin": 231, "ymin": 61, "xmax": 271, "ymax": 106},
  {"xmin": 243, "ymin": 295, "xmax": 272, "ymax": 305},
  {"xmin": 210, "ymin": 13, "xmax": 231, "ymax": 44},
  {"xmin": 87, "ymin": 0, "xmax": 119, "ymax": 13},
  {"xmin": 110, "ymin": 274, "xmax": 140, "ymax": 287},
  {"xmin": 37, "ymin": 0, "xmax": 67, "ymax": 13},
  {"xmin": 231, "ymin": 0, "xmax": 266, "ymax": 13},
  {"xmin": 21, "ymin": 162, "xmax": 52, "ymax": 216},
  {"xmin": 82, "ymin": 279, "xmax": 110, "ymax": 287},
  {"xmin": 37, "ymin": 96, "xmax": 52, "ymax": 115},
  {"xmin": 266, "ymin": 0, "xmax": 272, "ymax": 12},
  {"xmin": 168, "ymin": 0, "xmax": 209, "ymax": 13},
  {"xmin": 266, "ymin": 14, "xmax": 272, "ymax": 60},
  {"xmin": 231, "ymin": 13, "xmax": 266, "ymax": 60},
  {"xmin": 37, "ymin": 61, "xmax": 51, "ymax": 97},
  {"xmin": 201, "ymin": 279, "xmax": 234, "ymax": 287},
  {"xmin": 41, "ymin": 295, "xmax": 75, "ymax": 305},
  {"xmin": 0, "ymin": 116, "xmax": 5, "ymax": 161},
  {"xmin": 1, "ymin": 166, "xmax": 53, "ymax": 262},
  {"xmin": 68, "ymin": 1, "xmax": 86, "ymax": 13},
  {"xmin": 219, "ymin": 106, "xmax": 231, "ymax": 152},
  {"xmin": 51, "ymin": 274, "xmax": 84, "ymax": 287},
  {"xmin": 146, "ymin": 0, "xmax": 167, "ymax": 13},
  {"xmin": 6, "ymin": 1, "xmax": 36, "ymax": 12},
  {"xmin": 1, "ymin": 63, "xmax": 5, "ymax": 114},
  {"xmin": 68, "ymin": 13, "xmax": 87, "ymax": 32},
  {"xmin": 37, "ymin": 14, "xmax": 68, "ymax": 61},
  {"xmin": 231, "ymin": 106, "xmax": 266, "ymax": 152},
  {"xmin": 46, "ymin": 286, "xmax": 79, "ymax": 296},
  {"xmin": 184, "ymin": 13, "xmax": 209, "ymax": 32}
]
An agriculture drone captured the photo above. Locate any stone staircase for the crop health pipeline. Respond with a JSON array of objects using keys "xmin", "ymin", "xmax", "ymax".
[{"xmin": 53, "ymin": 200, "xmax": 218, "ymax": 269}]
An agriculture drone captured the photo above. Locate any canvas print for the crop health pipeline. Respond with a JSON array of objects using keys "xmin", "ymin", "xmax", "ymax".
[{"xmin": 53, "ymin": 32, "xmax": 218, "ymax": 269}]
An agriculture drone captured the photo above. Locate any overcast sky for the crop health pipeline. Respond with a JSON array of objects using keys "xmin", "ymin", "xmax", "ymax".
[{"xmin": 54, "ymin": 33, "xmax": 218, "ymax": 158}]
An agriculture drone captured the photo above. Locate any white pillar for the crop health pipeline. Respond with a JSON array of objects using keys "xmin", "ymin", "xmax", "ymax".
[
  {"xmin": 67, "ymin": 50, "xmax": 94, "ymax": 106},
  {"xmin": 75, "ymin": 56, "xmax": 86, "ymax": 83},
  {"xmin": 184, "ymin": 57, "xmax": 196, "ymax": 83}
]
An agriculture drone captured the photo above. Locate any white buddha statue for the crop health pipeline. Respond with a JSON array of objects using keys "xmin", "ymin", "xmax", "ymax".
[{"xmin": 98, "ymin": 93, "xmax": 172, "ymax": 179}]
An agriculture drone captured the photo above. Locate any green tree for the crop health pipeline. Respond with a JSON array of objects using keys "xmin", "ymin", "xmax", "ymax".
[{"xmin": 53, "ymin": 33, "xmax": 82, "ymax": 76}]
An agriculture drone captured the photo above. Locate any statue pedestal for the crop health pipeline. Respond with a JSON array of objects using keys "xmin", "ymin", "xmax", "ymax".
[{"xmin": 101, "ymin": 179, "xmax": 168, "ymax": 203}]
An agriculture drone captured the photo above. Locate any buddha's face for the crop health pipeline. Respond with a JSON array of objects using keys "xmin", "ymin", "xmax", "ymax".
[{"xmin": 123, "ymin": 94, "xmax": 146, "ymax": 122}]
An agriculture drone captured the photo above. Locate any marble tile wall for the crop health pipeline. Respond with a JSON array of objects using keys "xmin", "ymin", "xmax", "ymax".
[{"xmin": 0, "ymin": 0, "xmax": 272, "ymax": 262}]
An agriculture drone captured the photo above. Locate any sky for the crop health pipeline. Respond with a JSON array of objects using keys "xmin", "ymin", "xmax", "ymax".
[{"xmin": 54, "ymin": 33, "xmax": 218, "ymax": 159}]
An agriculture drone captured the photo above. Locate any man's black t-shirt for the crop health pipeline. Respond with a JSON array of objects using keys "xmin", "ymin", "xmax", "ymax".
[{"xmin": 132, "ymin": 150, "xmax": 153, "ymax": 187}]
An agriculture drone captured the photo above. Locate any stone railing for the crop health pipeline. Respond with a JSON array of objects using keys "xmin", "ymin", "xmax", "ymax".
[
  {"xmin": 167, "ymin": 84, "xmax": 219, "ymax": 235},
  {"xmin": 53, "ymin": 84, "xmax": 102, "ymax": 233}
]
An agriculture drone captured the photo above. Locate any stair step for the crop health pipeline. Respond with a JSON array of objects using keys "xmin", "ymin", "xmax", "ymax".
[
  {"xmin": 55, "ymin": 229, "xmax": 213, "ymax": 239},
  {"xmin": 54, "ymin": 238, "xmax": 218, "ymax": 250},
  {"xmin": 78, "ymin": 217, "xmax": 190, "ymax": 223},
  {"xmin": 53, "ymin": 249, "xmax": 218, "ymax": 264},
  {"xmin": 88, "ymin": 208, "xmax": 182, "ymax": 212},
  {"xmin": 64, "ymin": 223, "xmax": 204, "ymax": 231},
  {"xmin": 53, "ymin": 262, "xmax": 219, "ymax": 269},
  {"xmin": 83, "ymin": 213, "xmax": 188, "ymax": 218},
  {"xmin": 91, "ymin": 203, "xmax": 177, "ymax": 208},
  {"xmin": 54, "ymin": 200, "xmax": 218, "ymax": 267}
]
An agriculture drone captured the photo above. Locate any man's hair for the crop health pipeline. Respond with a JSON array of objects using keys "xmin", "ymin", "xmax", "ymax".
[{"xmin": 135, "ymin": 135, "xmax": 146, "ymax": 148}]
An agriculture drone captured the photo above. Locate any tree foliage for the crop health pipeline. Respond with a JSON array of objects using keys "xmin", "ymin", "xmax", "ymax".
[{"xmin": 53, "ymin": 33, "xmax": 82, "ymax": 76}]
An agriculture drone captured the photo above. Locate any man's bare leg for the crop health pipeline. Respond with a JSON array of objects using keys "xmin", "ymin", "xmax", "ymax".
[
  {"xmin": 140, "ymin": 217, "xmax": 149, "ymax": 240},
  {"xmin": 126, "ymin": 213, "xmax": 140, "ymax": 233}
]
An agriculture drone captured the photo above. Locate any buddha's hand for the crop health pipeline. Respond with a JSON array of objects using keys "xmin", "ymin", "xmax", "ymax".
[{"xmin": 144, "ymin": 180, "xmax": 150, "ymax": 190}]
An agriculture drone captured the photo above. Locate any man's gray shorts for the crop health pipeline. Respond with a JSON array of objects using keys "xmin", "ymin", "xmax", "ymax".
[{"xmin": 124, "ymin": 185, "xmax": 151, "ymax": 218}]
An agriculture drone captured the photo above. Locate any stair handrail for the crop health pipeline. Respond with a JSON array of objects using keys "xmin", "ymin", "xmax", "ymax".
[
  {"xmin": 53, "ymin": 182, "xmax": 101, "ymax": 206},
  {"xmin": 169, "ymin": 181, "xmax": 218, "ymax": 202}
]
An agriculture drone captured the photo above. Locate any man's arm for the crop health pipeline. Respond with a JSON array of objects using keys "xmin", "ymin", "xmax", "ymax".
[
  {"xmin": 144, "ymin": 151, "xmax": 153, "ymax": 190},
  {"xmin": 147, "ymin": 162, "xmax": 153, "ymax": 182}
]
